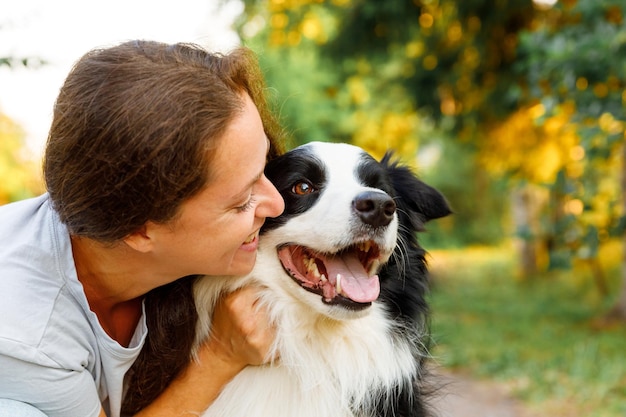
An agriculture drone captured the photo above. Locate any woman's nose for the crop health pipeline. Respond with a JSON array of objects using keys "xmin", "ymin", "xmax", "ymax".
[{"xmin": 256, "ymin": 175, "xmax": 284, "ymax": 218}]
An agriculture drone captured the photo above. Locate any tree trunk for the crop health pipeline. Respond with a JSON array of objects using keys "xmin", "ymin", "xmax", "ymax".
[{"xmin": 511, "ymin": 184, "xmax": 547, "ymax": 279}]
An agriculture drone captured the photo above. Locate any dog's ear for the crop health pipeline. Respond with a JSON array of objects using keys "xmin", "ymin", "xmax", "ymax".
[{"xmin": 381, "ymin": 152, "xmax": 452, "ymax": 230}]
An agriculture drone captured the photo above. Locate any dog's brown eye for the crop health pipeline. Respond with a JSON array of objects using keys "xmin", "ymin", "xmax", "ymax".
[{"xmin": 292, "ymin": 181, "xmax": 314, "ymax": 195}]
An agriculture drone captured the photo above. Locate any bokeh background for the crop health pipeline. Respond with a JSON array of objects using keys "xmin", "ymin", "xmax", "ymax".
[{"xmin": 1, "ymin": 1, "xmax": 625, "ymax": 416}]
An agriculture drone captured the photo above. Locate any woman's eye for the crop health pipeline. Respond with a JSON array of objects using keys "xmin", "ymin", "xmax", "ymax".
[
  {"xmin": 292, "ymin": 181, "xmax": 315, "ymax": 195},
  {"xmin": 236, "ymin": 195, "xmax": 257, "ymax": 212}
]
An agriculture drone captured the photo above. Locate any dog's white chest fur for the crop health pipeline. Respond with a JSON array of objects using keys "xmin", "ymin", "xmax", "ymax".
[{"xmin": 195, "ymin": 273, "xmax": 420, "ymax": 417}]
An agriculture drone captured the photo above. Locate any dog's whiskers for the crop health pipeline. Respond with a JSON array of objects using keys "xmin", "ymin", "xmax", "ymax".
[{"xmin": 391, "ymin": 241, "xmax": 409, "ymax": 287}]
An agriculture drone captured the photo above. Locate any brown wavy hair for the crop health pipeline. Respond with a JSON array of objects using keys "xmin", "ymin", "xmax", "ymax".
[{"xmin": 44, "ymin": 40, "xmax": 284, "ymax": 242}]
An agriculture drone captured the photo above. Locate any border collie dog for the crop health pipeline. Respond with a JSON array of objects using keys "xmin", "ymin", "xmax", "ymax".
[{"xmin": 123, "ymin": 141, "xmax": 450, "ymax": 417}]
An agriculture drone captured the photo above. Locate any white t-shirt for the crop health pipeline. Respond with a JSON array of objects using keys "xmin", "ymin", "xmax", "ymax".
[{"xmin": 0, "ymin": 194, "xmax": 147, "ymax": 417}]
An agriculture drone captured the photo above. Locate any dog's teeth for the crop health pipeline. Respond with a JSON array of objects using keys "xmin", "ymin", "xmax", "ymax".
[
  {"xmin": 320, "ymin": 274, "xmax": 327, "ymax": 282},
  {"xmin": 309, "ymin": 261, "xmax": 320, "ymax": 278},
  {"xmin": 336, "ymin": 273, "xmax": 342, "ymax": 294},
  {"xmin": 304, "ymin": 256, "xmax": 321, "ymax": 278},
  {"xmin": 369, "ymin": 259, "xmax": 381, "ymax": 275}
]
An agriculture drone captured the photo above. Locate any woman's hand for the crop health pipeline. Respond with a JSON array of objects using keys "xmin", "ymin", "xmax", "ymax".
[
  {"xmin": 203, "ymin": 285, "xmax": 277, "ymax": 370},
  {"xmin": 136, "ymin": 285, "xmax": 277, "ymax": 416}
]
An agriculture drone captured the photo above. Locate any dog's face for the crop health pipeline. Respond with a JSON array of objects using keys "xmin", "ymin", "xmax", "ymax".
[{"xmin": 258, "ymin": 141, "xmax": 401, "ymax": 319}]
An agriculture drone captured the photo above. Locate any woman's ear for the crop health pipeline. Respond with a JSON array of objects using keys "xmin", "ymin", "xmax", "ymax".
[{"xmin": 123, "ymin": 224, "xmax": 155, "ymax": 253}]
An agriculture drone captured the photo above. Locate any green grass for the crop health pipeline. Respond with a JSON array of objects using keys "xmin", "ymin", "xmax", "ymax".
[{"xmin": 427, "ymin": 245, "xmax": 626, "ymax": 417}]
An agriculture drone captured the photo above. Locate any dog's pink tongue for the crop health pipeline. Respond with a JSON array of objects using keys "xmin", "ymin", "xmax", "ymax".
[{"xmin": 325, "ymin": 253, "xmax": 380, "ymax": 303}]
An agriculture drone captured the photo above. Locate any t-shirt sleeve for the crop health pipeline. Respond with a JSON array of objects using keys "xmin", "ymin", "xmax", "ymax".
[{"xmin": 0, "ymin": 353, "xmax": 102, "ymax": 417}]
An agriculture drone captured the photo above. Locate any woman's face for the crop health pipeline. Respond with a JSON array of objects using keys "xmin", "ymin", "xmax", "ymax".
[{"xmin": 147, "ymin": 93, "xmax": 284, "ymax": 278}]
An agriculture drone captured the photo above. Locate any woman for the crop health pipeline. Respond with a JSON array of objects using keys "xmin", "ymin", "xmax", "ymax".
[{"xmin": 0, "ymin": 40, "xmax": 285, "ymax": 417}]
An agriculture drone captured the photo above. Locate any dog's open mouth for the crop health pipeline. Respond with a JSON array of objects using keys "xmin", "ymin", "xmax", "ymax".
[{"xmin": 277, "ymin": 241, "xmax": 382, "ymax": 309}]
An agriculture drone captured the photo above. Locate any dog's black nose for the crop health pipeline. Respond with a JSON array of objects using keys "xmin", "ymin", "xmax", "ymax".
[{"xmin": 353, "ymin": 191, "xmax": 396, "ymax": 228}]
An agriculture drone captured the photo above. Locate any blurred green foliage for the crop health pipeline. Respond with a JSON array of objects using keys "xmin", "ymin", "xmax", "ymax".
[
  {"xmin": 429, "ymin": 246, "xmax": 626, "ymax": 416},
  {"xmin": 237, "ymin": 0, "xmax": 625, "ymax": 282}
]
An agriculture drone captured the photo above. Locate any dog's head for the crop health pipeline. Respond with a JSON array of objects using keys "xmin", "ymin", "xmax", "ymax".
[{"xmin": 259, "ymin": 141, "xmax": 450, "ymax": 319}]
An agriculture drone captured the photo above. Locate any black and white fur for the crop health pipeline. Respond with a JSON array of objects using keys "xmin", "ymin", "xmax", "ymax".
[{"xmin": 192, "ymin": 141, "xmax": 450, "ymax": 417}]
